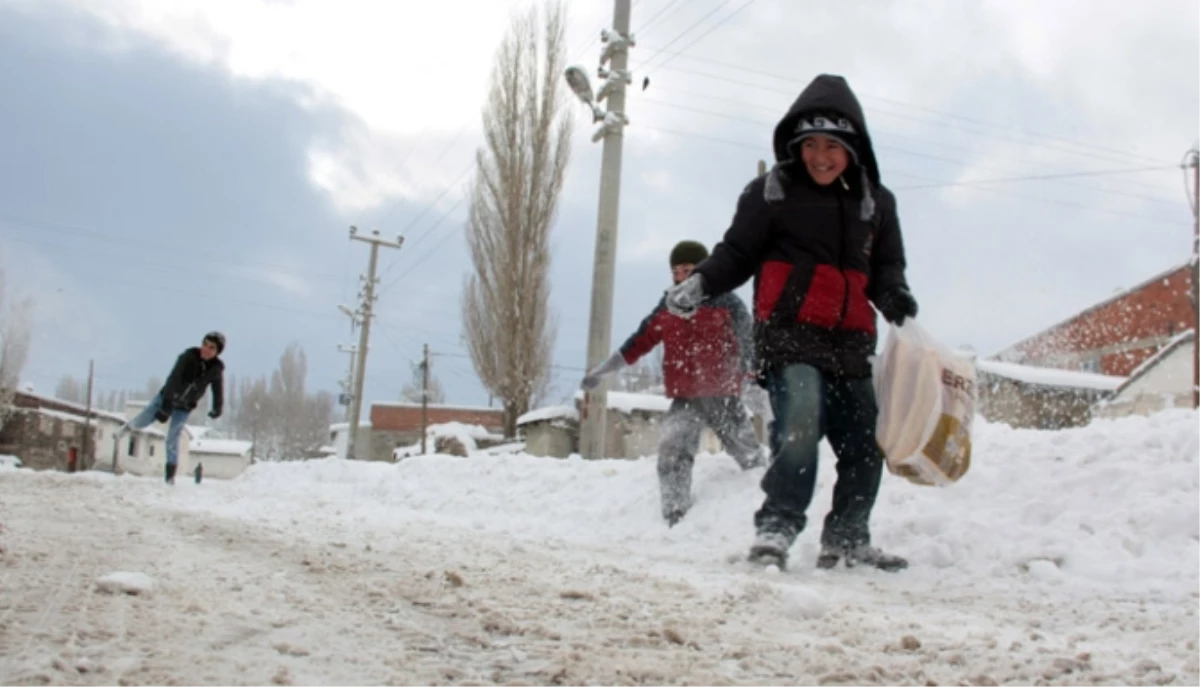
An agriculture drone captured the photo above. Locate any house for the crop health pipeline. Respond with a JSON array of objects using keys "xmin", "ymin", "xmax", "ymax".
[
  {"xmin": 1093, "ymin": 331, "xmax": 1196, "ymax": 419},
  {"xmin": 328, "ymin": 420, "xmax": 372, "ymax": 460},
  {"xmin": 975, "ymin": 359, "xmax": 1125, "ymax": 429},
  {"xmin": 0, "ymin": 390, "xmax": 125, "ymax": 471},
  {"xmin": 359, "ymin": 402, "xmax": 505, "ymax": 461},
  {"xmin": 516, "ymin": 405, "xmax": 578, "ymax": 458},
  {"xmin": 518, "ymin": 391, "xmax": 766, "ymax": 459},
  {"xmin": 992, "ymin": 263, "xmax": 1195, "ymax": 376},
  {"xmin": 110, "ymin": 400, "xmax": 193, "ymax": 477},
  {"xmin": 189, "ymin": 437, "xmax": 254, "ymax": 479}
]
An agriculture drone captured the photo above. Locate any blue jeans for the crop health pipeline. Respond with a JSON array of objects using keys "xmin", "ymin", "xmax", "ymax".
[
  {"xmin": 755, "ymin": 364, "xmax": 884, "ymax": 549},
  {"xmin": 126, "ymin": 393, "xmax": 190, "ymax": 467}
]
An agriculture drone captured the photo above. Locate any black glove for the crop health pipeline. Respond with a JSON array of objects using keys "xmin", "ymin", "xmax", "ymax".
[
  {"xmin": 876, "ymin": 285, "xmax": 918, "ymax": 325},
  {"xmin": 208, "ymin": 409, "xmax": 222, "ymax": 420},
  {"xmin": 154, "ymin": 408, "xmax": 170, "ymax": 423}
]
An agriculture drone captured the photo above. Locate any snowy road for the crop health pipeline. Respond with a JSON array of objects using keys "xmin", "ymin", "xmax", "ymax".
[{"xmin": 1, "ymin": 411, "xmax": 1197, "ymax": 685}]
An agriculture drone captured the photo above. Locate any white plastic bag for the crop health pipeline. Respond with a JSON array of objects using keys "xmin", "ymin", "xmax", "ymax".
[{"xmin": 874, "ymin": 319, "xmax": 975, "ymax": 486}]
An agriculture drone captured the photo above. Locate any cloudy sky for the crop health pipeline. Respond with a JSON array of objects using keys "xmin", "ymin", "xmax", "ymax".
[{"xmin": 1, "ymin": 0, "xmax": 1196, "ymax": 414}]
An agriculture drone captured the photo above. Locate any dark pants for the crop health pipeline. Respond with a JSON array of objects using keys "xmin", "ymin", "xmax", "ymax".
[
  {"xmin": 658, "ymin": 396, "xmax": 763, "ymax": 518},
  {"xmin": 754, "ymin": 364, "xmax": 884, "ymax": 549}
]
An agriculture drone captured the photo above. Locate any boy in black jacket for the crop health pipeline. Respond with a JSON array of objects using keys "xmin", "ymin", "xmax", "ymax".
[{"xmin": 118, "ymin": 332, "xmax": 226, "ymax": 484}]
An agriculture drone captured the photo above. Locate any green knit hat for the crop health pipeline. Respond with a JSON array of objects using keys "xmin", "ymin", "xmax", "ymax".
[{"xmin": 669, "ymin": 240, "xmax": 709, "ymax": 267}]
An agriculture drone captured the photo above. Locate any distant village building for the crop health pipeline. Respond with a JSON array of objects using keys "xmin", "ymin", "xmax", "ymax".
[
  {"xmin": 975, "ymin": 359, "xmax": 1124, "ymax": 430},
  {"xmin": 330, "ymin": 402, "xmax": 506, "ymax": 461},
  {"xmin": 189, "ymin": 436, "xmax": 254, "ymax": 479},
  {"xmin": 993, "ymin": 263, "xmax": 1194, "ymax": 376},
  {"xmin": 518, "ymin": 391, "xmax": 767, "ymax": 460},
  {"xmin": 1094, "ymin": 331, "xmax": 1196, "ymax": 419},
  {"xmin": 0, "ymin": 390, "xmax": 125, "ymax": 471},
  {"xmin": 983, "ymin": 262, "xmax": 1195, "ymax": 429}
]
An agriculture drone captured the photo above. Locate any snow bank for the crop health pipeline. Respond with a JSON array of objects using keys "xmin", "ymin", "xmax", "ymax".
[{"xmin": 178, "ymin": 409, "xmax": 1200, "ymax": 601}]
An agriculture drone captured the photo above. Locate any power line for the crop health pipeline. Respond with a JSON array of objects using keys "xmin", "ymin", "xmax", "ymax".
[
  {"xmin": 635, "ymin": 0, "xmax": 694, "ymax": 36},
  {"xmin": 374, "ymin": 152, "xmax": 476, "ymax": 284},
  {"xmin": 640, "ymin": 82, "xmax": 1179, "ymax": 199},
  {"xmin": 633, "ymin": 96, "xmax": 1181, "ymax": 205},
  {"xmin": 0, "ymin": 212, "xmax": 346, "ymax": 282},
  {"xmin": 636, "ymin": 0, "xmax": 742, "ymax": 74},
  {"xmin": 640, "ymin": 0, "xmax": 761, "ymax": 75},
  {"xmin": 633, "ymin": 124, "xmax": 1190, "ymax": 227},
  {"xmin": 632, "ymin": 45, "xmax": 1172, "ymax": 168}
]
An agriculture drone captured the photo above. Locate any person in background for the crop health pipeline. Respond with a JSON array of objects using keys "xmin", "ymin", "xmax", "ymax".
[
  {"xmin": 582, "ymin": 240, "xmax": 767, "ymax": 527},
  {"xmin": 118, "ymin": 331, "xmax": 226, "ymax": 484}
]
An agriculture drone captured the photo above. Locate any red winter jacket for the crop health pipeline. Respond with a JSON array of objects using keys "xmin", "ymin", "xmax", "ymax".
[{"xmin": 619, "ymin": 292, "xmax": 753, "ymax": 399}]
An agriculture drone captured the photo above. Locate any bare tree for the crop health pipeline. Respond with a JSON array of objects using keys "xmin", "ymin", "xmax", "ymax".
[
  {"xmin": 462, "ymin": 0, "xmax": 572, "ymax": 437},
  {"xmin": 0, "ymin": 263, "xmax": 33, "ymax": 431},
  {"xmin": 223, "ymin": 344, "xmax": 334, "ymax": 460},
  {"xmin": 400, "ymin": 359, "xmax": 446, "ymax": 405},
  {"xmin": 55, "ymin": 375, "xmax": 87, "ymax": 404}
]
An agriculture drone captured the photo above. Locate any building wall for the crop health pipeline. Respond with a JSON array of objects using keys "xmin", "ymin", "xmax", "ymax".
[
  {"xmin": 115, "ymin": 430, "xmax": 192, "ymax": 477},
  {"xmin": 370, "ymin": 404, "xmax": 504, "ymax": 434},
  {"xmin": 191, "ymin": 452, "xmax": 251, "ymax": 479},
  {"xmin": 1093, "ymin": 341, "xmax": 1196, "ymax": 419},
  {"xmin": 977, "ymin": 374, "xmax": 1108, "ymax": 429},
  {"xmin": 1004, "ymin": 266, "xmax": 1194, "ymax": 376},
  {"xmin": 0, "ymin": 410, "xmax": 88, "ymax": 471},
  {"xmin": 523, "ymin": 423, "xmax": 575, "ymax": 458}
]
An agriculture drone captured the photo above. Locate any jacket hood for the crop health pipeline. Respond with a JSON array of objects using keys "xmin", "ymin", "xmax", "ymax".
[{"xmin": 772, "ymin": 74, "xmax": 880, "ymax": 187}]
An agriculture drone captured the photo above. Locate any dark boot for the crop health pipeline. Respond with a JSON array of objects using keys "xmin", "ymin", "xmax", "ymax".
[
  {"xmin": 747, "ymin": 530, "xmax": 793, "ymax": 569},
  {"xmin": 165, "ymin": 463, "xmax": 177, "ymax": 485},
  {"xmin": 817, "ymin": 543, "xmax": 907, "ymax": 572}
]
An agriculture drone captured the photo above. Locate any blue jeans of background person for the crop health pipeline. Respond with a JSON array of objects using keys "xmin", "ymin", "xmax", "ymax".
[
  {"xmin": 126, "ymin": 393, "xmax": 190, "ymax": 467},
  {"xmin": 754, "ymin": 363, "xmax": 885, "ymax": 550}
]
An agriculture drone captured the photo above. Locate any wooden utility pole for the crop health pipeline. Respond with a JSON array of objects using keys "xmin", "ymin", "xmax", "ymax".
[
  {"xmin": 82, "ymin": 359, "xmax": 94, "ymax": 469},
  {"xmin": 346, "ymin": 226, "xmax": 404, "ymax": 461},
  {"xmin": 420, "ymin": 344, "xmax": 430, "ymax": 454},
  {"xmin": 1188, "ymin": 149, "xmax": 1199, "ymax": 408}
]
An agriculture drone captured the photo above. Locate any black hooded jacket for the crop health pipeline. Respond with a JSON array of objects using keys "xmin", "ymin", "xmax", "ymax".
[
  {"xmin": 693, "ymin": 74, "xmax": 910, "ymax": 378},
  {"xmin": 160, "ymin": 347, "xmax": 224, "ymax": 414}
]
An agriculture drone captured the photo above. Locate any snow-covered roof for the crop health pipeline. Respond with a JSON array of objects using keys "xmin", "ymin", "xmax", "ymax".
[
  {"xmin": 371, "ymin": 401, "xmax": 502, "ymax": 413},
  {"xmin": 427, "ymin": 422, "xmax": 495, "ymax": 440},
  {"xmin": 14, "ymin": 390, "xmax": 126, "ymax": 423},
  {"xmin": 517, "ymin": 405, "xmax": 579, "ymax": 426},
  {"xmin": 976, "ymin": 359, "xmax": 1125, "ymax": 391},
  {"xmin": 329, "ymin": 421, "xmax": 372, "ymax": 432},
  {"xmin": 190, "ymin": 438, "xmax": 254, "ymax": 456},
  {"xmin": 571, "ymin": 390, "xmax": 673, "ymax": 414}
]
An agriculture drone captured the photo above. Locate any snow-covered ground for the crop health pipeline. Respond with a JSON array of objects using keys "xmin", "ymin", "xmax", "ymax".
[{"xmin": 1, "ymin": 410, "xmax": 1197, "ymax": 685}]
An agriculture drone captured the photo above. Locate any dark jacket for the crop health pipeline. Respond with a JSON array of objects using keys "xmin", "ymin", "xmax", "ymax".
[
  {"xmin": 620, "ymin": 292, "xmax": 753, "ymax": 399},
  {"xmin": 693, "ymin": 74, "xmax": 910, "ymax": 378},
  {"xmin": 160, "ymin": 347, "xmax": 224, "ymax": 414}
]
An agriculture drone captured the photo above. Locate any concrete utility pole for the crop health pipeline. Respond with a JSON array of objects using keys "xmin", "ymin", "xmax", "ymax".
[
  {"xmin": 1187, "ymin": 149, "xmax": 1199, "ymax": 408},
  {"xmin": 346, "ymin": 226, "xmax": 403, "ymax": 461},
  {"xmin": 83, "ymin": 359, "xmax": 94, "ymax": 469},
  {"xmin": 564, "ymin": 0, "xmax": 635, "ymax": 460},
  {"xmin": 336, "ymin": 343, "xmax": 357, "ymax": 422},
  {"xmin": 420, "ymin": 343, "xmax": 430, "ymax": 455}
]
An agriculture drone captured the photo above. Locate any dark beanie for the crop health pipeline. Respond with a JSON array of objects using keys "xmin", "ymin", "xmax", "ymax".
[{"xmin": 669, "ymin": 240, "xmax": 709, "ymax": 267}]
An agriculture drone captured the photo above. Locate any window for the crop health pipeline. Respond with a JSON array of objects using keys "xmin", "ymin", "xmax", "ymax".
[
  {"xmin": 127, "ymin": 436, "xmax": 137, "ymax": 457},
  {"xmin": 149, "ymin": 444, "xmax": 155, "ymax": 457},
  {"xmin": 1080, "ymin": 359, "xmax": 1101, "ymax": 373}
]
